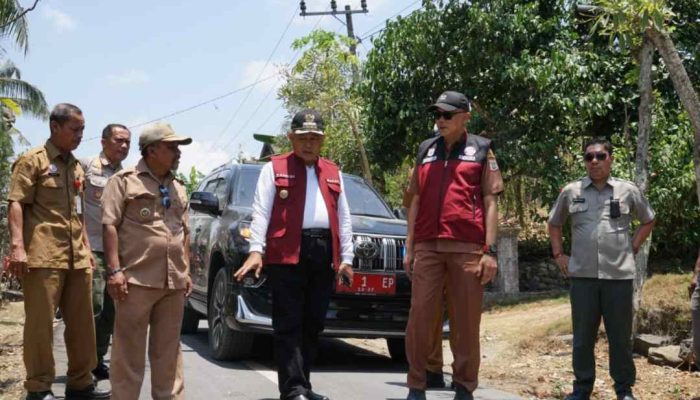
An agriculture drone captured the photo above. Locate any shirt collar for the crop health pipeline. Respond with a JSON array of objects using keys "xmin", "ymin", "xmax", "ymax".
[
  {"xmin": 45, "ymin": 140, "xmax": 76, "ymax": 164},
  {"xmin": 582, "ymin": 175, "xmax": 614, "ymax": 189},
  {"xmin": 99, "ymin": 151, "xmax": 121, "ymax": 170},
  {"xmin": 136, "ymin": 158, "xmax": 173, "ymax": 185}
]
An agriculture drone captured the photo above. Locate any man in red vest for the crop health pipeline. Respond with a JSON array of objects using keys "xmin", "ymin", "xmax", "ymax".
[
  {"xmin": 403, "ymin": 91, "xmax": 504, "ymax": 400},
  {"xmin": 235, "ymin": 109, "xmax": 354, "ymax": 400}
]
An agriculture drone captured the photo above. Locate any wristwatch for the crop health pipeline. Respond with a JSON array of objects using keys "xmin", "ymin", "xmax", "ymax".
[{"xmin": 483, "ymin": 243, "xmax": 498, "ymax": 257}]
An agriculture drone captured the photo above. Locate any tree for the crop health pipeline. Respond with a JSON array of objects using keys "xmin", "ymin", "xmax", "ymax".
[
  {"xmin": 363, "ymin": 0, "xmax": 630, "ymax": 223},
  {"xmin": 591, "ymin": 0, "xmax": 700, "ymax": 206},
  {"xmin": 278, "ymin": 30, "xmax": 372, "ymax": 184},
  {"xmin": 176, "ymin": 166, "xmax": 205, "ymax": 196}
]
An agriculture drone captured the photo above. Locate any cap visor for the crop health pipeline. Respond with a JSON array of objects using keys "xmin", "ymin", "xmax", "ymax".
[
  {"xmin": 428, "ymin": 102, "xmax": 459, "ymax": 112},
  {"xmin": 292, "ymin": 129, "xmax": 324, "ymax": 135},
  {"xmin": 161, "ymin": 135, "xmax": 193, "ymax": 145}
]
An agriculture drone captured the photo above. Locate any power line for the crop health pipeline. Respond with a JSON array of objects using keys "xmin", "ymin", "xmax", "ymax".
[
  {"xmin": 190, "ymin": 6, "xmax": 299, "ymax": 165},
  {"xmin": 358, "ymin": 0, "xmax": 421, "ymax": 42}
]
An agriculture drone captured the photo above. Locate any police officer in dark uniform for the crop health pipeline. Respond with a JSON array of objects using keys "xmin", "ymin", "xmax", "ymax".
[{"xmin": 234, "ymin": 109, "xmax": 354, "ymax": 400}]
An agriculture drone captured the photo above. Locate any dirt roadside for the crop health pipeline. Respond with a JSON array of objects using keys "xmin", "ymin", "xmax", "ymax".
[
  {"xmin": 0, "ymin": 301, "xmax": 25, "ymax": 400},
  {"xmin": 351, "ymin": 298, "xmax": 699, "ymax": 400}
]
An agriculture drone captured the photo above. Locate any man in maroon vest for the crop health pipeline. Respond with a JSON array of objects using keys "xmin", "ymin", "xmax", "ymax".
[
  {"xmin": 235, "ymin": 109, "xmax": 354, "ymax": 400},
  {"xmin": 403, "ymin": 91, "xmax": 504, "ymax": 400}
]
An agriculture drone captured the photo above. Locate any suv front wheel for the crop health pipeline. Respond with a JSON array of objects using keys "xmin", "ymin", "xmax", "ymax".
[{"xmin": 208, "ymin": 267, "xmax": 255, "ymax": 360}]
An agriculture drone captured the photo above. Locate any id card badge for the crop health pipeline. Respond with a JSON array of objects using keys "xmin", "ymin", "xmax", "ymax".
[{"xmin": 75, "ymin": 195, "xmax": 82, "ymax": 214}]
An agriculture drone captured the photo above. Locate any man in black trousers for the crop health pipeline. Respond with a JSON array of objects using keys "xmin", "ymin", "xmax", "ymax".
[{"xmin": 235, "ymin": 109, "xmax": 354, "ymax": 400}]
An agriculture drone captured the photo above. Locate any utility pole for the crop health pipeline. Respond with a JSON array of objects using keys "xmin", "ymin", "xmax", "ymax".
[{"xmin": 299, "ymin": 1, "xmax": 368, "ymax": 55}]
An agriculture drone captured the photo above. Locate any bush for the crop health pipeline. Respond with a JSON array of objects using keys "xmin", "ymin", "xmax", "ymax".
[{"xmin": 637, "ymin": 273, "xmax": 694, "ymax": 342}]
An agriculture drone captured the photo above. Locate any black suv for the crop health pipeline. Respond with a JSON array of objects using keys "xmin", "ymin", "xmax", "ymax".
[{"xmin": 182, "ymin": 162, "xmax": 410, "ymax": 362}]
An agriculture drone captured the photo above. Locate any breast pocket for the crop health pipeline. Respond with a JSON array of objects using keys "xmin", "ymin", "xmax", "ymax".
[
  {"xmin": 568, "ymin": 202, "xmax": 590, "ymax": 227},
  {"xmin": 38, "ymin": 174, "xmax": 66, "ymax": 208},
  {"xmin": 87, "ymin": 176, "xmax": 108, "ymax": 200},
  {"xmin": 267, "ymin": 177, "xmax": 297, "ymax": 238},
  {"xmin": 125, "ymin": 193, "xmax": 158, "ymax": 224}
]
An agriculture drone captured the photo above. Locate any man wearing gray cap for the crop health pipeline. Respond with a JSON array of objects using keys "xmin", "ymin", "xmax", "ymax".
[{"xmin": 102, "ymin": 122, "xmax": 192, "ymax": 400}]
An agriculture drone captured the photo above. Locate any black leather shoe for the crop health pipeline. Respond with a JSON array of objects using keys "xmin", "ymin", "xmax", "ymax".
[
  {"xmin": 406, "ymin": 389, "xmax": 426, "ymax": 400},
  {"xmin": 92, "ymin": 363, "xmax": 110, "ymax": 381},
  {"xmin": 426, "ymin": 370, "xmax": 445, "ymax": 389},
  {"xmin": 26, "ymin": 391, "xmax": 56, "ymax": 400},
  {"xmin": 286, "ymin": 396, "xmax": 310, "ymax": 400},
  {"xmin": 453, "ymin": 383, "xmax": 474, "ymax": 400},
  {"xmin": 307, "ymin": 391, "xmax": 330, "ymax": 400},
  {"xmin": 65, "ymin": 384, "xmax": 111, "ymax": 399},
  {"xmin": 564, "ymin": 391, "xmax": 591, "ymax": 400},
  {"xmin": 616, "ymin": 392, "xmax": 637, "ymax": 400}
]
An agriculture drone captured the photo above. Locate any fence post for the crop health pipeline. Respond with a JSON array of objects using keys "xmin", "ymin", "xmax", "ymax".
[{"xmin": 495, "ymin": 224, "xmax": 520, "ymax": 294}]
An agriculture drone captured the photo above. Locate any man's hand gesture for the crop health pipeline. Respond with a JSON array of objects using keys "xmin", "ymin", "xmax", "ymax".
[{"xmin": 234, "ymin": 252, "xmax": 264, "ymax": 282}]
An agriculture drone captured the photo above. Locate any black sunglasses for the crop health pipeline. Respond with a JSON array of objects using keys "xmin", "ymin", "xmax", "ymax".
[
  {"xmin": 158, "ymin": 184, "xmax": 171, "ymax": 209},
  {"xmin": 584, "ymin": 152, "xmax": 609, "ymax": 162},
  {"xmin": 433, "ymin": 111, "xmax": 464, "ymax": 120}
]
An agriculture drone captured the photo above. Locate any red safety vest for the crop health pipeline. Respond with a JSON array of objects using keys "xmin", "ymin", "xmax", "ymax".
[
  {"xmin": 265, "ymin": 152, "xmax": 342, "ymax": 269},
  {"xmin": 414, "ymin": 132, "xmax": 492, "ymax": 244}
]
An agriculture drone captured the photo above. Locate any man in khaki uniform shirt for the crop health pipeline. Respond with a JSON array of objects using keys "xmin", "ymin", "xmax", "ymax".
[
  {"xmin": 80, "ymin": 124, "xmax": 131, "ymax": 381},
  {"xmin": 7, "ymin": 104, "xmax": 110, "ymax": 400},
  {"xmin": 102, "ymin": 122, "xmax": 192, "ymax": 400}
]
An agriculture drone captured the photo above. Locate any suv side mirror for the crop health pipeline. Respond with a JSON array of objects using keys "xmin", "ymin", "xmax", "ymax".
[
  {"xmin": 393, "ymin": 207, "xmax": 407, "ymax": 220},
  {"xmin": 190, "ymin": 192, "xmax": 220, "ymax": 215}
]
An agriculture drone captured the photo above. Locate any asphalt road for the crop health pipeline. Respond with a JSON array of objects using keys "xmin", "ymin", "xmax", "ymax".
[{"xmin": 51, "ymin": 321, "xmax": 523, "ymax": 400}]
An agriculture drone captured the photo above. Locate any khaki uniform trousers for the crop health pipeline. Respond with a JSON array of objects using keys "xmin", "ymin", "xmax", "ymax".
[
  {"xmin": 406, "ymin": 250, "xmax": 483, "ymax": 392},
  {"xmin": 110, "ymin": 284, "xmax": 185, "ymax": 400},
  {"xmin": 22, "ymin": 267, "xmax": 96, "ymax": 392}
]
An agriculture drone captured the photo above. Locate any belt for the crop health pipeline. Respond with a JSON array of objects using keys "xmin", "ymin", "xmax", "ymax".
[{"xmin": 302, "ymin": 228, "xmax": 331, "ymax": 238}]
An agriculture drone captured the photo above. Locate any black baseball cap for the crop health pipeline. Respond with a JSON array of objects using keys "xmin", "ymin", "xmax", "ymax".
[
  {"xmin": 428, "ymin": 90, "xmax": 471, "ymax": 112},
  {"xmin": 290, "ymin": 109, "xmax": 324, "ymax": 135}
]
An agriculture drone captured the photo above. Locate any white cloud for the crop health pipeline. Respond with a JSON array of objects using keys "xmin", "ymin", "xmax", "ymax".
[
  {"xmin": 41, "ymin": 6, "xmax": 76, "ymax": 33},
  {"xmin": 178, "ymin": 140, "xmax": 232, "ymax": 175},
  {"xmin": 106, "ymin": 69, "xmax": 150, "ymax": 86},
  {"xmin": 239, "ymin": 60, "xmax": 285, "ymax": 93}
]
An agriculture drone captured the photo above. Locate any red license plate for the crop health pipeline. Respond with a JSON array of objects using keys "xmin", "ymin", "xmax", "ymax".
[{"xmin": 336, "ymin": 272, "xmax": 396, "ymax": 296}]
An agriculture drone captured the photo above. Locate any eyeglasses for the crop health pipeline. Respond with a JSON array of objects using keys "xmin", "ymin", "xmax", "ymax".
[
  {"xmin": 584, "ymin": 152, "xmax": 609, "ymax": 162},
  {"xmin": 433, "ymin": 111, "xmax": 464, "ymax": 120},
  {"xmin": 158, "ymin": 184, "xmax": 171, "ymax": 209}
]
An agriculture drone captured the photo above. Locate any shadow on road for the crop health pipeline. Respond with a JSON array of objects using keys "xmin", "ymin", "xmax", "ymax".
[{"xmin": 180, "ymin": 328, "xmax": 408, "ymax": 374}]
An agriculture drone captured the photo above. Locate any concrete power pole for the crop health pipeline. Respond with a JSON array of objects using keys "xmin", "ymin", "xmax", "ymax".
[{"xmin": 299, "ymin": 1, "xmax": 368, "ymax": 55}]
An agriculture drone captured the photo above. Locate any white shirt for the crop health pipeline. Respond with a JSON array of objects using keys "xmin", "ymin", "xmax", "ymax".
[{"xmin": 249, "ymin": 161, "xmax": 354, "ymax": 265}]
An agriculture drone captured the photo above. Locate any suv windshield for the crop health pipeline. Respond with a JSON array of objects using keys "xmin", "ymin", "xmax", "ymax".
[{"xmin": 233, "ymin": 167, "xmax": 394, "ymax": 219}]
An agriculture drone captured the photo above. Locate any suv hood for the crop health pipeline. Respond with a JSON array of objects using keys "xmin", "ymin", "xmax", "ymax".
[{"xmin": 350, "ymin": 215, "xmax": 407, "ymax": 237}]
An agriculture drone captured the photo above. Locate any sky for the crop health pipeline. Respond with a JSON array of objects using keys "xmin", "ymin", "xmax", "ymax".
[{"xmin": 7, "ymin": 0, "xmax": 423, "ymax": 175}]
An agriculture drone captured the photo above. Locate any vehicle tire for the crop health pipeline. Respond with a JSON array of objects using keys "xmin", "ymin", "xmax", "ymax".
[
  {"xmin": 386, "ymin": 337, "xmax": 407, "ymax": 363},
  {"xmin": 208, "ymin": 268, "xmax": 255, "ymax": 360},
  {"xmin": 181, "ymin": 306, "xmax": 201, "ymax": 334}
]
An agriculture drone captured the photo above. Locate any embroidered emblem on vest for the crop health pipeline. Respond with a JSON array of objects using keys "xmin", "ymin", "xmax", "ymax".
[
  {"xmin": 48, "ymin": 164, "xmax": 59, "ymax": 176},
  {"xmin": 464, "ymin": 146, "xmax": 477, "ymax": 156}
]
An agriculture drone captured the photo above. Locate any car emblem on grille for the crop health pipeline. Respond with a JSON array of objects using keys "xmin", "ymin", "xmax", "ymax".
[{"xmin": 354, "ymin": 241, "xmax": 380, "ymax": 259}]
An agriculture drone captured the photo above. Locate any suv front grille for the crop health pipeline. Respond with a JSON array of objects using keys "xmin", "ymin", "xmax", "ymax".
[{"xmin": 352, "ymin": 235, "xmax": 405, "ymax": 272}]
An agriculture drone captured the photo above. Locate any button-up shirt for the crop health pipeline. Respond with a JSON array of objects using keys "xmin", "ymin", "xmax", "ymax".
[
  {"xmin": 80, "ymin": 152, "xmax": 122, "ymax": 252},
  {"xmin": 101, "ymin": 158, "xmax": 190, "ymax": 289},
  {"xmin": 249, "ymin": 161, "xmax": 354, "ymax": 265},
  {"xmin": 7, "ymin": 140, "xmax": 90, "ymax": 269},
  {"xmin": 548, "ymin": 176, "xmax": 655, "ymax": 279}
]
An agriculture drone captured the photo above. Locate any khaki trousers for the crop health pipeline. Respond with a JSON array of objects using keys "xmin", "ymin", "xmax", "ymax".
[
  {"xmin": 22, "ymin": 267, "xmax": 96, "ymax": 392},
  {"xmin": 406, "ymin": 250, "xmax": 483, "ymax": 392},
  {"xmin": 110, "ymin": 284, "xmax": 185, "ymax": 400}
]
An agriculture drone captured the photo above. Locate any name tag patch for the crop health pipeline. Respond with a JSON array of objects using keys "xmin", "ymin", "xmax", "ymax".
[
  {"xmin": 421, "ymin": 156, "xmax": 437, "ymax": 164},
  {"xmin": 459, "ymin": 155, "xmax": 476, "ymax": 161},
  {"xmin": 573, "ymin": 197, "xmax": 586, "ymax": 203},
  {"xmin": 275, "ymin": 173, "xmax": 295, "ymax": 179}
]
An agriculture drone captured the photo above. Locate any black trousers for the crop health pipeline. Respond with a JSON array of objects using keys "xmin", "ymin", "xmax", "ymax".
[
  {"xmin": 570, "ymin": 278, "xmax": 635, "ymax": 396},
  {"xmin": 267, "ymin": 231, "xmax": 335, "ymax": 400}
]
